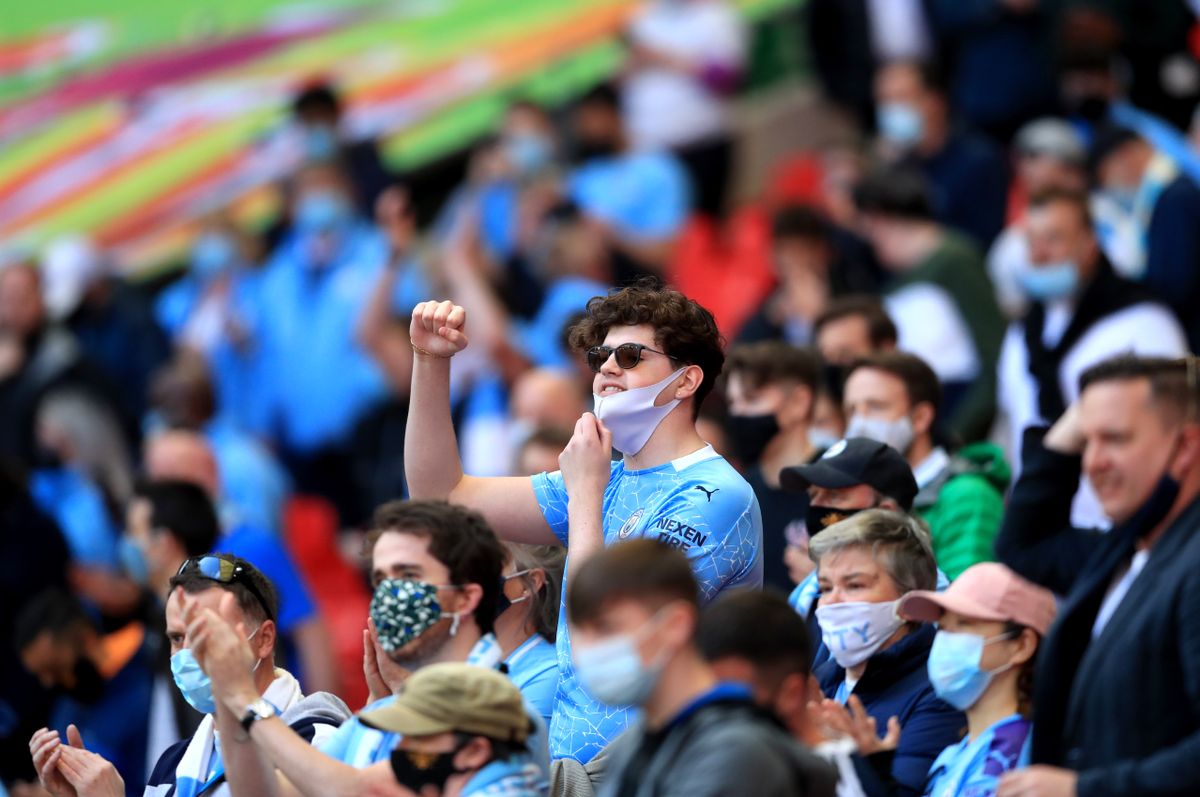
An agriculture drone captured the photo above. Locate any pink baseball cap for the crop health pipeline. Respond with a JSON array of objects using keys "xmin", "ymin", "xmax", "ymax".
[{"xmin": 898, "ymin": 562, "xmax": 1057, "ymax": 636}]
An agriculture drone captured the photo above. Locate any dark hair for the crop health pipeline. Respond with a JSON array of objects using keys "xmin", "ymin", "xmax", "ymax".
[
  {"xmin": 814, "ymin": 296, "xmax": 898, "ymax": 349},
  {"xmin": 1027, "ymin": 187, "xmax": 1094, "ymax": 230},
  {"xmin": 726, "ymin": 342, "xmax": 821, "ymax": 395},
  {"xmin": 770, "ymin": 205, "xmax": 833, "ymax": 247},
  {"xmin": 576, "ymin": 82, "xmax": 620, "ymax": 113},
  {"xmin": 1004, "ymin": 622, "xmax": 1038, "ymax": 718},
  {"xmin": 899, "ymin": 59, "xmax": 948, "ymax": 96},
  {"xmin": 854, "ymin": 166, "xmax": 935, "ymax": 221},
  {"xmin": 847, "ymin": 351, "xmax": 942, "ymax": 417},
  {"xmin": 168, "ymin": 554, "xmax": 280, "ymax": 628},
  {"xmin": 292, "ymin": 82, "xmax": 340, "ymax": 118},
  {"xmin": 568, "ymin": 539, "xmax": 698, "ymax": 627},
  {"xmin": 1079, "ymin": 355, "xmax": 1200, "ymax": 425},
  {"xmin": 696, "ymin": 590, "xmax": 812, "ymax": 681},
  {"xmin": 367, "ymin": 501, "xmax": 505, "ymax": 635},
  {"xmin": 15, "ymin": 589, "xmax": 91, "ymax": 651},
  {"xmin": 134, "ymin": 480, "xmax": 220, "ymax": 557},
  {"xmin": 568, "ymin": 280, "xmax": 725, "ymax": 415}
]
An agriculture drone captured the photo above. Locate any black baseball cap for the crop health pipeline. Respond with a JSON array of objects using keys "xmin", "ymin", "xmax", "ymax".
[{"xmin": 780, "ymin": 437, "xmax": 918, "ymax": 511}]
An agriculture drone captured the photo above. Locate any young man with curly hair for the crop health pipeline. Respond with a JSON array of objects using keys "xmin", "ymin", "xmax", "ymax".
[{"xmin": 404, "ymin": 283, "xmax": 763, "ymax": 764}]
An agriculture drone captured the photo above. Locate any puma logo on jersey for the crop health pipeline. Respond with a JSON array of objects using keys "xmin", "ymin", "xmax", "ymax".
[{"xmin": 694, "ymin": 485, "xmax": 719, "ymax": 502}]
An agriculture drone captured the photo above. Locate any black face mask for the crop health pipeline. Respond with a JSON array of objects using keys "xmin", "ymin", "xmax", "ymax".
[
  {"xmin": 389, "ymin": 746, "xmax": 468, "ymax": 793},
  {"xmin": 33, "ymin": 444, "xmax": 63, "ymax": 470},
  {"xmin": 575, "ymin": 138, "xmax": 618, "ymax": 161},
  {"xmin": 1064, "ymin": 93, "xmax": 1110, "ymax": 122},
  {"xmin": 805, "ymin": 505, "xmax": 864, "ymax": 537},
  {"xmin": 67, "ymin": 657, "xmax": 107, "ymax": 704},
  {"xmin": 725, "ymin": 414, "xmax": 781, "ymax": 465}
]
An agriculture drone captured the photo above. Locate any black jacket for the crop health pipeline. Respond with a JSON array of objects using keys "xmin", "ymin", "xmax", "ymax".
[
  {"xmin": 996, "ymin": 427, "xmax": 1200, "ymax": 796},
  {"xmin": 816, "ymin": 624, "xmax": 963, "ymax": 797}
]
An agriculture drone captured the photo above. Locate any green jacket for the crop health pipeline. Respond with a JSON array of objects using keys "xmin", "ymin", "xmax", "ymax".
[{"xmin": 915, "ymin": 442, "xmax": 1010, "ymax": 581}]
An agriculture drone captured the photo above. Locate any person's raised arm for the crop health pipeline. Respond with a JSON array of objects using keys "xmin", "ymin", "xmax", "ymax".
[
  {"xmin": 404, "ymin": 300, "xmax": 558, "ymax": 546},
  {"xmin": 558, "ymin": 413, "xmax": 612, "ymax": 582}
]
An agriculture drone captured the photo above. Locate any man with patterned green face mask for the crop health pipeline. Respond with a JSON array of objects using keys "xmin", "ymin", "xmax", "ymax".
[{"xmin": 191, "ymin": 500, "xmax": 549, "ymax": 797}]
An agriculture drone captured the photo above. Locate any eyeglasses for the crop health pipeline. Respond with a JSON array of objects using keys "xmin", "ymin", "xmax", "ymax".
[
  {"xmin": 176, "ymin": 555, "xmax": 274, "ymax": 623},
  {"xmin": 586, "ymin": 343, "xmax": 680, "ymax": 374}
]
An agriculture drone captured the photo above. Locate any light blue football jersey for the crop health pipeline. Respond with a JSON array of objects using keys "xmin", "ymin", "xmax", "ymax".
[{"xmin": 531, "ymin": 445, "xmax": 763, "ymax": 763}]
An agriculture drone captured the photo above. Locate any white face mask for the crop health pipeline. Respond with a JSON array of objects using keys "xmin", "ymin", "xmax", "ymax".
[
  {"xmin": 845, "ymin": 414, "xmax": 915, "ymax": 456},
  {"xmin": 594, "ymin": 367, "xmax": 687, "ymax": 455},
  {"xmin": 815, "ymin": 599, "xmax": 904, "ymax": 669}
]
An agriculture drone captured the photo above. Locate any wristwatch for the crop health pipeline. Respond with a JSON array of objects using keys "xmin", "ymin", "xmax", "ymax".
[{"xmin": 240, "ymin": 698, "xmax": 276, "ymax": 733}]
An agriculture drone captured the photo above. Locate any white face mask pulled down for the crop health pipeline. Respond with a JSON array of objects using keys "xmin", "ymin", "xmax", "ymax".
[{"xmin": 594, "ymin": 367, "xmax": 687, "ymax": 455}]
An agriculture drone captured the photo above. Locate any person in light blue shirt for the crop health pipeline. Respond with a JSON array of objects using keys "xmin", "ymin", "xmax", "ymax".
[
  {"xmin": 566, "ymin": 84, "xmax": 690, "ymax": 280},
  {"xmin": 896, "ymin": 563, "xmax": 1057, "ymax": 797},
  {"xmin": 496, "ymin": 544, "xmax": 566, "ymax": 726},
  {"xmin": 404, "ymin": 283, "xmax": 763, "ymax": 763},
  {"xmin": 154, "ymin": 219, "xmax": 271, "ymax": 437}
]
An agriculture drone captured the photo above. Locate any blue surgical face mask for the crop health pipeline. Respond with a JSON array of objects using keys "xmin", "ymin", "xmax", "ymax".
[
  {"xmin": 927, "ymin": 629, "xmax": 1015, "ymax": 710},
  {"xmin": 118, "ymin": 537, "xmax": 150, "ymax": 587},
  {"xmin": 191, "ymin": 233, "xmax": 237, "ymax": 282},
  {"xmin": 170, "ymin": 627, "xmax": 262, "ymax": 715},
  {"xmin": 573, "ymin": 612, "xmax": 667, "ymax": 707},
  {"xmin": 877, "ymin": 102, "xmax": 923, "ymax": 148},
  {"xmin": 505, "ymin": 134, "xmax": 553, "ymax": 176},
  {"xmin": 302, "ymin": 124, "xmax": 338, "ymax": 163},
  {"xmin": 1018, "ymin": 260, "xmax": 1080, "ymax": 302},
  {"xmin": 294, "ymin": 189, "xmax": 351, "ymax": 235}
]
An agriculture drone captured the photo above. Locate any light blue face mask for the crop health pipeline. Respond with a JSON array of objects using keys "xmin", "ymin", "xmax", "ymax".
[
  {"xmin": 302, "ymin": 124, "xmax": 338, "ymax": 163},
  {"xmin": 505, "ymin": 134, "xmax": 553, "ymax": 176},
  {"xmin": 294, "ymin": 190, "xmax": 351, "ymax": 235},
  {"xmin": 573, "ymin": 611, "xmax": 668, "ymax": 707},
  {"xmin": 927, "ymin": 629, "xmax": 1015, "ymax": 710},
  {"xmin": 190, "ymin": 233, "xmax": 237, "ymax": 282},
  {"xmin": 118, "ymin": 537, "xmax": 150, "ymax": 587},
  {"xmin": 170, "ymin": 626, "xmax": 261, "ymax": 715},
  {"xmin": 877, "ymin": 102, "xmax": 923, "ymax": 148},
  {"xmin": 1018, "ymin": 260, "xmax": 1079, "ymax": 301}
]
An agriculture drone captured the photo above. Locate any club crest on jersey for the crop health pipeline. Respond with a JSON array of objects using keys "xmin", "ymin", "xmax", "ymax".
[{"xmin": 618, "ymin": 509, "xmax": 644, "ymax": 539}]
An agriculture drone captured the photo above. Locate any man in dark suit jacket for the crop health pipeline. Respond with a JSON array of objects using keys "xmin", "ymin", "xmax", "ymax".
[{"xmin": 994, "ymin": 354, "xmax": 1200, "ymax": 797}]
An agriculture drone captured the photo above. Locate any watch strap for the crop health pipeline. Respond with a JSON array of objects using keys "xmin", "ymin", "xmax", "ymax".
[{"xmin": 240, "ymin": 699, "xmax": 275, "ymax": 733}]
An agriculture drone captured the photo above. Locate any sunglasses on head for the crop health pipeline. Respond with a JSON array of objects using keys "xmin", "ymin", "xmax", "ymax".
[
  {"xmin": 586, "ymin": 343, "xmax": 681, "ymax": 374},
  {"xmin": 177, "ymin": 555, "xmax": 274, "ymax": 623}
]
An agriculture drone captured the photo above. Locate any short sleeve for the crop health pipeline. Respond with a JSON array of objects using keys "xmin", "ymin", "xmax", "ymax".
[
  {"xmin": 639, "ymin": 483, "xmax": 761, "ymax": 601},
  {"xmin": 316, "ymin": 716, "xmax": 356, "ymax": 761},
  {"xmin": 530, "ymin": 471, "xmax": 570, "ymax": 546}
]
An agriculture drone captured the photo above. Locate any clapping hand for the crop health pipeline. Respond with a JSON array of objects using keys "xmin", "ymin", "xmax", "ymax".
[{"xmin": 809, "ymin": 695, "xmax": 901, "ymax": 755}]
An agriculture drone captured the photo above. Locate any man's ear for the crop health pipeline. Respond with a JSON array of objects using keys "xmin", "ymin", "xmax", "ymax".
[
  {"xmin": 454, "ymin": 737, "xmax": 492, "ymax": 771},
  {"xmin": 672, "ymin": 365, "xmax": 704, "ymax": 402},
  {"xmin": 455, "ymin": 583, "xmax": 485, "ymax": 619},
  {"xmin": 253, "ymin": 620, "xmax": 277, "ymax": 663},
  {"xmin": 910, "ymin": 401, "xmax": 935, "ymax": 439}
]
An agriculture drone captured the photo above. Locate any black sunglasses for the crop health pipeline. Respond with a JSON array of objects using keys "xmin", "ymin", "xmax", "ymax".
[
  {"xmin": 177, "ymin": 555, "xmax": 275, "ymax": 623},
  {"xmin": 586, "ymin": 343, "xmax": 681, "ymax": 374}
]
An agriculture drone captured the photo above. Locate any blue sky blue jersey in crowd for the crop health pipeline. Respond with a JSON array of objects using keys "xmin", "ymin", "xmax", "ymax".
[
  {"xmin": 531, "ymin": 445, "xmax": 762, "ymax": 762},
  {"xmin": 923, "ymin": 714, "xmax": 1031, "ymax": 797},
  {"xmin": 503, "ymin": 634, "xmax": 559, "ymax": 727},
  {"xmin": 206, "ymin": 419, "xmax": 292, "ymax": 536},
  {"xmin": 512, "ymin": 277, "xmax": 610, "ymax": 371},
  {"xmin": 30, "ymin": 468, "xmax": 120, "ymax": 570},
  {"xmin": 567, "ymin": 152, "xmax": 689, "ymax": 242},
  {"xmin": 251, "ymin": 222, "xmax": 415, "ymax": 454},
  {"xmin": 458, "ymin": 756, "xmax": 547, "ymax": 797}
]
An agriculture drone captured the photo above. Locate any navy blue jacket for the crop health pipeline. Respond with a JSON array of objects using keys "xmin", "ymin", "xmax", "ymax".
[
  {"xmin": 996, "ymin": 427, "xmax": 1200, "ymax": 797},
  {"xmin": 918, "ymin": 131, "xmax": 1009, "ymax": 249},
  {"xmin": 816, "ymin": 623, "xmax": 964, "ymax": 797}
]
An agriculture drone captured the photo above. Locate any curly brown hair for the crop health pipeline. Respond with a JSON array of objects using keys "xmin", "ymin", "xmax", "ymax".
[{"xmin": 567, "ymin": 281, "xmax": 724, "ymax": 416}]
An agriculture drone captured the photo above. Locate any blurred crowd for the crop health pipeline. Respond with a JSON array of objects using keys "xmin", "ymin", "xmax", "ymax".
[{"xmin": 5, "ymin": 1, "xmax": 1200, "ymax": 796}]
